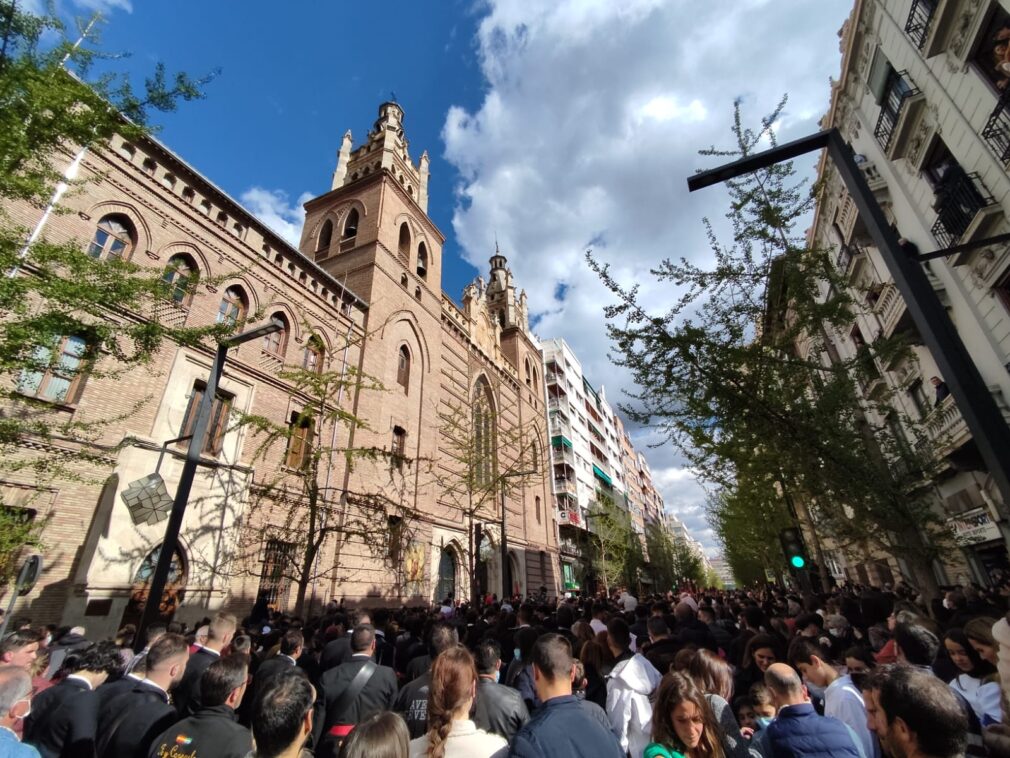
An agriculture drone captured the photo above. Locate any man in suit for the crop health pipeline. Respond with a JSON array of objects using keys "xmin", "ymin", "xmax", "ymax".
[
  {"xmin": 23, "ymin": 642, "xmax": 122, "ymax": 758},
  {"xmin": 473, "ymin": 638, "xmax": 529, "ymax": 742},
  {"xmin": 320, "ymin": 610, "xmax": 369, "ymax": 672},
  {"xmin": 316, "ymin": 624, "xmax": 396, "ymax": 756},
  {"xmin": 252, "ymin": 671, "xmax": 315, "ymax": 758},
  {"xmin": 174, "ymin": 612, "xmax": 236, "ymax": 717},
  {"xmin": 147, "ymin": 655, "xmax": 252, "ymax": 758},
  {"xmin": 246, "ymin": 629, "xmax": 301, "ymax": 721},
  {"xmin": 96, "ymin": 633, "xmax": 189, "ymax": 758},
  {"xmin": 393, "ymin": 621, "xmax": 458, "ymax": 739}
]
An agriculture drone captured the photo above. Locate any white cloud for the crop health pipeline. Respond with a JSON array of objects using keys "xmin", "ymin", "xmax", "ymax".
[
  {"xmin": 444, "ymin": 0, "xmax": 851, "ymax": 552},
  {"xmin": 239, "ymin": 187, "xmax": 313, "ymax": 248}
]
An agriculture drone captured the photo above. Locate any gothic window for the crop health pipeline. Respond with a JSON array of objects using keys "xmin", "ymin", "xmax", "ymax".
[
  {"xmin": 318, "ymin": 219, "xmax": 333, "ymax": 252},
  {"xmin": 179, "ymin": 381, "xmax": 233, "ymax": 456},
  {"xmin": 392, "ymin": 425, "xmax": 407, "ymax": 471},
  {"xmin": 88, "ymin": 215, "xmax": 134, "ymax": 260},
  {"xmin": 285, "ymin": 410, "xmax": 314, "ymax": 470},
  {"xmin": 303, "ymin": 335, "xmax": 325, "ymax": 374},
  {"xmin": 343, "ymin": 208, "xmax": 359, "ymax": 239},
  {"xmin": 398, "ymin": 222, "xmax": 411, "ymax": 261},
  {"xmin": 217, "ymin": 286, "xmax": 248, "ymax": 329},
  {"xmin": 161, "ymin": 255, "xmax": 198, "ymax": 306},
  {"xmin": 536, "ymin": 496, "xmax": 541, "ymax": 524},
  {"xmin": 397, "ymin": 345, "xmax": 410, "ymax": 393},
  {"xmin": 417, "ymin": 242, "xmax": 428, "ymax": 279},
  {"xmin": 264, "ymin": 313, "xmax": 289, "ymax": 356},
  {"xmin": 473, "ymin": 378, "xmax": 496, "ymax": 488},
  {"xmin": 525, "ymin": 357, "xmax": 532, "ymax": 386}
]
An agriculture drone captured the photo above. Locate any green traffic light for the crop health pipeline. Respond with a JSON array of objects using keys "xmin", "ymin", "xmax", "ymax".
[{"xmin": 790, "ymin": 555, "xmax": 806, "ymax": 569}]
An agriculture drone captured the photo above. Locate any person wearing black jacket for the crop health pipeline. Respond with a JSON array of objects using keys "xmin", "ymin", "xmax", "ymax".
[
  {"xmin": 315, "ymin": 624, "xmax": 397, "ymax": 757},
  {"xmin": 672, "ymin": 601, "xmax": 717, "ymax": 652},
  {"xmin": 147, "ymin": 655, "xmax": 252, "ymax": 758},
  {"xmin": 174, "ymin": 612, "xmax": 236, "ymax": 718},
  {"xmin": 473, "ymin": 639, "xmax": 529, "ymax": 742},
  {"xmin": 642, "ymin": 618, "xmax": 681, "ymax": 676},
  {"xmin": 96, "ymin": 633, "xmax": 190, "ymax": 758},
  {"xmin": 393, "ymin": 620, "xmax": 459, "ymax": 739},
  {"xmin": 248, "ymin": 630, "xmax": 302, "ymax": 713},
  {"xmin": 320, "ymin": 610, "xmax": 370, "ymax": 672},
  {"xmin": 24, "ymin": 642, "xmax": 122, "ymax": 758}
]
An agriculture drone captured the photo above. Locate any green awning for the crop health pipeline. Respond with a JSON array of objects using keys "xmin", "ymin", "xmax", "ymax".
[
  {"xmin": 551, "ymin": 435, "xmax": 573, "ymax": 449},
  {"xmin": 592, "ymin": 465, "xmax": 612, "ymax": 487}
]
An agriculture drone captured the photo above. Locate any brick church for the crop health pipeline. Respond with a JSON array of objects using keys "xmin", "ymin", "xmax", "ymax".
[{"xmin": 5, "ymin": 102, "xmax": 558, "ymax": 638}]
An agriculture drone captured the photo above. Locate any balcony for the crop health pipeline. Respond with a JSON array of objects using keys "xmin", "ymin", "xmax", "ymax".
[
  {"xmin": 904, "ymin": 0, "xmax": 936, "ymax": 51},
  {"xmin": 872, "ymin": 283, "xmax": 907, "ymax": 338},
  {"xmin": 983, "ymin": 92, "xmax": 1010, "ymax": 165},
  {"xmin": 835, "ymin": 243, "xmax": 866, "ymax": 280},
  {"xmin": 551, "ymin": 445, "xmax": 575, "ymax": 468},
  {"xmin": 859, "ymin": 160, "xmax": 889, "ymax": 197},
  {"xmin": 548, "ymin": 397, "xmax": 568, "ymax": 414},
  {"xmin": 549, "ymin": 415, "xmax": 573, "ymax": 440},
  {"xmin": 917, "ymin": 388, "xmax": 1010, "ymax": 459},
  {"xmin": 558, "ymin": 534, "xmax": 583, "ymax": 556},
  {"xmin": 874, "ymin": 73, "xmax": 925, "ymax": 159},
  {"xmin": 930, "ymin": 172, "xmax": 996, "ymax": 249}
]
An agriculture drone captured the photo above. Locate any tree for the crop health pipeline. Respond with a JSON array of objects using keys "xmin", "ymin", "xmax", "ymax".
[
  {"xmin": 584, "ymin": 494, "xmax": 637, "ymax": 596},
  {"xmin": 229, "ymin": 325, "xmax": 412, "ymax": 615},
  {"xmin": 0, "ymin": 4, "xmax": 216, "ymax": 583},
  {"xmin": 590, "ymin": 98, "xmax": 950, "ymax": 601},
  {"xmin": 433, "ymin": 394, "xmax": 545, "ymax": 604}
]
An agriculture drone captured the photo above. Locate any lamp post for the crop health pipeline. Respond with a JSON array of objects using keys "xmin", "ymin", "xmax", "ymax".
[
  {"xmin": 687, "ymin": 127, "xmax": 1010, "ymax": 518},
  {"xmin": 135, "ymin": 322, "xmax": 281, "ymax": 650}
]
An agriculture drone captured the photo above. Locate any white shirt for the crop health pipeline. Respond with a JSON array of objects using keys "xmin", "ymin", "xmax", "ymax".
[
  {"xmin": 66, "ymin": 674, "xmax": 93, "ymax": 690},
  {"xmin": 950, "ymin": 673, "xmax": 1002, "ymax": 724},
  {"xmin": 408, "ymin": 719, "xmax": 507, "ymax": 758},
  {"xmin": 824, "ymin": 674, "xmax": 877, "ymax": 758}
]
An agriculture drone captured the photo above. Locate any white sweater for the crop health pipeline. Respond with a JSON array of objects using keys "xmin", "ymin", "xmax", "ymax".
[{"xmin": 409, "ymin": 719, "xmax": 508, "ymax": 758}]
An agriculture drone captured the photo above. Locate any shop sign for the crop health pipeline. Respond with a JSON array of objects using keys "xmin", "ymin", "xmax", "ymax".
[{"xmin": 948, "ymin": 507, "xmax": 1001, "ymax": 546}]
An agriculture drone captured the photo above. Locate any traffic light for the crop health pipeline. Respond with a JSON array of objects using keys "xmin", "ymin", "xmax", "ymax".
[{"xmin": 779, "ymin": 527, "xmax": 807, "ymax": 570}]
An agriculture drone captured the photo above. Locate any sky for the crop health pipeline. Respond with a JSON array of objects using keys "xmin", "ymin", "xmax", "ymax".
[{"xmin": 48, "ymin": 0, "xmax": 853, "ymax": 557}]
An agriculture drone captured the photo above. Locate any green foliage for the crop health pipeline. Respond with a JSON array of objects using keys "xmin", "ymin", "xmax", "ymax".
[
  {"xmin": 645, "ymin": 520, "xmax": 705, "ymax": 590},
  {"xmin": 590, "ymin": 98, "xmax": 950, "ymax": 597},
  {"xmin": 0, "ymin": 505, "xmax": 45, "ymax": 590},
  {"xmin": 585, "ymin": 494, "xmax": 638, "ymax": 595}
]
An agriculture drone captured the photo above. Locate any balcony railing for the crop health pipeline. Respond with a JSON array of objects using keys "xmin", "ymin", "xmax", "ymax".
[
  {"xmin": 835, "ymin": 243, "xmax": 864, "ymax": 275},
  {"xmin": 905, "ymin": 0, "xmax": 936, "ymax": 50},
  {"xmin": 930, "ymin": 172, "xmax": 995, "ymax": 248},
  {"xmin": 554, "ymin": 477, "xmax": 577, "ymax": 496},
  {"xmin": 982, "ymin": 92, "xmax": 1010, "ymax": 164},
  {"xmin": 548, "ymin": 397, "xmax": 567, "ymax": 414},
  {"xmin": 874, "ymin": 74, "xmax": 920, "ymax": 152},
  {"xmin": 551, "ymin": 445, "xmax": 575, "ymax": 467},
  {"xmin": 873, "ymin": 283, "xmax": 906, "ymax": 338}
]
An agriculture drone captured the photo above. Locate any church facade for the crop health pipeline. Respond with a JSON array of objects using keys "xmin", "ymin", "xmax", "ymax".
[{"xmin": 3, "ymin": 102, "xmax": 557, "ymax": 637}]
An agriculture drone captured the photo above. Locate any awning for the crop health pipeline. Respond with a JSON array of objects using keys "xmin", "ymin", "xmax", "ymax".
[
  {"xmin": 551, "ymin": 435, "xmax": 573, "ymax": 449},
  {"xmin": 592, "ymin": 465, "xmax": 612, "ymax": 487}
]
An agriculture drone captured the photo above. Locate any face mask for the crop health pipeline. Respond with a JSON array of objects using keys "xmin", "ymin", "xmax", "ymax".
[
  {"xmin": 494, "ymin": 670, "xmax": 500, "ymax": 683},
  {"xmin": 513, "ymin": 648, "xmax": 521, "ymax": 661},
  {"xmin": 943, "ymin": 598, "xmax": 953, "ymax": 610},
  {"xmin": 829, "ymin": 628, "xmax": 843, "ymax": 638},
  {"xmin": 15, "ymin": 698, "xmax": 30, "ymax": 720}
]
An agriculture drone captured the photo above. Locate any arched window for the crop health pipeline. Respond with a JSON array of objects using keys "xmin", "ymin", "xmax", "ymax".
[
  {"xmin": 398, "ymin": 222, "xmax": 411, "ymax": 260},
  {"xmin": 161, "ymin": 254, "xmax": 198, "ymax": 305},
  {"xmin": 536, "ymin": 496, "xmax": 541, "ymax": 524},
  {"xmin": 397, "ymin": 345, "xmax": 410, "ymax": 393},
  {"xmin": 417, "ymin": 242, "xmax": 428, "ymax": 279},
  {"xmin": 264, "ymin": 313, "xmax": 289, "ymax": 356},
  {"xmin": 436, "ymin": 548, "xmax": 456, "ymax": 603},
  {"xmin": 317, "ymin": 219, "xmax": 333, "ymax": 252},
  {"xmin": 217, "ymin": 286, "xmax": 248, "ymax": 329},
  {"xmin": 524, "ymin": 357, "xmax": 532, "ymax": 386},
  {"xmin": 343, "ymin": 208, "xmax": 359, "ymax": 239},
  {"xmin": 473, "ymin": 377, "xmax": 496, "ymax": 488},
  {"xmin": 303, "ymin": 335, "xmax": 325, "ymax": 374},
  {"xmin": 400, "ymin": 273, "xmax": 408, "ymax": 288},
  {"xmin": 88, "ymin": 214, "xmax": 134, "ymax": 260}
]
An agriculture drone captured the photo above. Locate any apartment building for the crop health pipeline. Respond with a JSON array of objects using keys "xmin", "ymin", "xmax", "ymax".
[{"xmin": 807, "ymin": 0, "xmax": 1010, "ymax": 585}]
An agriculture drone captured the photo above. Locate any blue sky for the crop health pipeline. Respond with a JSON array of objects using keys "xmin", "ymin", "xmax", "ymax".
[
  {"xmin": 86, "ymin": 0, "xmax": 487, "ymax": 298},
  {"xmin": 59, "ymin": 0, "xmax": 855, "ymax": 555}
]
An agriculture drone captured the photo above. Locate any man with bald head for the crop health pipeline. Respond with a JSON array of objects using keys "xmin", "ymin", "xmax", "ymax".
[{"xmin": 758, "ymin": 663, "xmax": 866, "ymax": 757}]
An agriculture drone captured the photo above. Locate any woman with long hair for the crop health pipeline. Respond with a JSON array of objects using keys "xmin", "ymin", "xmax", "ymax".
[
  {"xmin": 732, "ymin": 633, "xmax": 778, "ymax": 698},
  {"xmin": 408, "ymin": 645, "xmax": 506, "ymax": 758},
  {"xmin": 646, "ymin": 672, "xmax": 725, "ymax": 758},
  {"xmin": 945, "ymin": 627, "xmax": 1001, "ymax": 724},
  {"xmin": 686, "ymin": 650, "xmax": 753, "ymax": 758},
  {"xmin": 341, "ymin": 712, "xmax": 409, "ymax": 758}
]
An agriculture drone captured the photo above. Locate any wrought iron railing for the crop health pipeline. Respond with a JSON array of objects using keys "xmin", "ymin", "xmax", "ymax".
[
  {"xmin": 982, "ymin": 92, "xmax": 1010, "ymax": 164},
  {"xmin": 930, "ymin": 172, "xmax": 994, "ymax": 248},
  {"xmin": 904, "ymin": 0, "xmax": 936, "ymax": 50},
  {"xmin": 874, "ymin": 73, "xmax": 920, "ymax": 152}
]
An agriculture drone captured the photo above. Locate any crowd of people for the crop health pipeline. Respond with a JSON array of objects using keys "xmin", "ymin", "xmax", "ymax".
[{"xmin": 2, "ymin": 581, "xmax": 1010, "ymax": 758}]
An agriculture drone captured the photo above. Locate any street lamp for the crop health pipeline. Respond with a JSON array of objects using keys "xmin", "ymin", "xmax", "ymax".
[
  {"xmin": 687, "ymin": 128, "xmax": 1010, "ymax": 519},
  {"xmin": 135, "ymin": 322, "xmax": 281, "ymax": 649}
]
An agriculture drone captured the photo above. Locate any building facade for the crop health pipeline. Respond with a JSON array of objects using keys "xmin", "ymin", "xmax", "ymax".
[
  {"xmin": 805, "ymin": 0, "xmax": 1010, "ymax": 586},
  {"xmin": 3, "ymin": 102, "xmax": 557, "ymax": 637}
]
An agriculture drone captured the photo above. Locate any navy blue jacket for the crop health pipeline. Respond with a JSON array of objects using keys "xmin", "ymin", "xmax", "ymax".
[
  {"xmin": 508, "ymin": 695, "xmax": 623, "ymax": 758},
  {"xmin": 763, "ymin": 703, "xmax": 864, "ymax": 758}
]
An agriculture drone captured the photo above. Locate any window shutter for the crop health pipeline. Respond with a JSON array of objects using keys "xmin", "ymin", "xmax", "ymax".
[{"xmin": 868, "ymin": 49, "xmax": 893, "ymax": 105}]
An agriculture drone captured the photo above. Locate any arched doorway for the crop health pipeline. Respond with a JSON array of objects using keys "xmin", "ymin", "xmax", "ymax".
[
  {"xmin": 508, "ymin": 551, "xmax": 523, "ymax": 599},
  {"xmin": 120, "ymin": 544, "xmax": 187, "ymax": 628},
  {"xmin": 435, "ymin": 547, "xmax": 457, "ymax": 603}
]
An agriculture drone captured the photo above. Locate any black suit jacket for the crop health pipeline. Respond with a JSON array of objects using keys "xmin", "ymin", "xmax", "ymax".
[
  {"xmin": 23, "ymin": 677, "xmax": 98, "ymax": 758},
  {"xmin": 174, "ymin": 647, "xmax": 219, "ymax": 717},
  {"xmin": 250, "ymin": 654, "xmax": 297, "ymax": 706},
  {"xmin": 97, "ymin": 680, "xmax": 177, "ymax": 758},
  {"xmin": 147, "ymin": 704, "xmax": 252, "ymax": 758},
  {"xmin": 316, "ymin": 656, "xmax": 397, "ymax": 756},
  {"xmin": 474, "ymin": 678, "xmax": 530, "ymax": 742},
  {"xmin": 96, "ymin": 674, "xmax": 144, "ymax": 708},
  {"xmin": 320, "ymin": 634, "xmax": 352, "ymax": 672}
]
